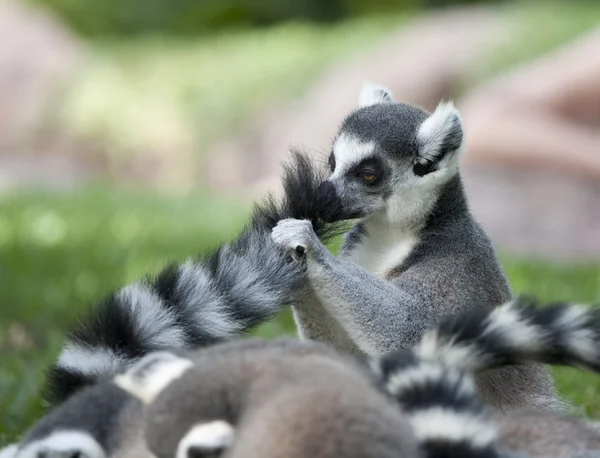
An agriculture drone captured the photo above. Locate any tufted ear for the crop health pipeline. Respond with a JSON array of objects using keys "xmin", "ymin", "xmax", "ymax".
[
  {"xmin": 113, "ymin": 351, "xmax": 193, "ymax": 404},
  {"xmin": 358, "ymin": 82, "xmax": 395, "ymax": 108},
  {"xmin": 176, "ymin": 421, "xmax": 235, "ymax": 458},
  {"xmin": 414, "ymin": 101, "xmax": 464, "ymax": 177}
]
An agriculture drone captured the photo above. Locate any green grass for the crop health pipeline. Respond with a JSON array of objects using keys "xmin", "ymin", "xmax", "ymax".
[{"xmin": 0, "ymin": 188, "xmax": 599, "ymax": 444}]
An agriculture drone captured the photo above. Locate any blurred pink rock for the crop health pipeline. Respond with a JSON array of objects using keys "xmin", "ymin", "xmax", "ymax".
[
  {"xmin": 204, "ymin": 9, "xmax": 600, "ymax": 260},
  {"xmin": 460, "ymin": 26, "xmax": 600, "ymax": 181},
  {"xmin": 0, "ymin": 0, "xmax": 84, "ymax": 150},
  {"xmin": 204, "ymin": 6, "xmax": 509, "ymax": 196}
]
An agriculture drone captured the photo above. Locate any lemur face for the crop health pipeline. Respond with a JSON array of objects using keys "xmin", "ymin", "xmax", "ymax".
[
  {"xmin": 318, "ymin": 83, "xmax": 464, "ymax": 222},
  {"xmin": 15, "ymin": 433, "xmax": 106, "ymax": 458},
  {"xmin": 115, "ymin": 351, "xmax": 234, "ymax": 458}
]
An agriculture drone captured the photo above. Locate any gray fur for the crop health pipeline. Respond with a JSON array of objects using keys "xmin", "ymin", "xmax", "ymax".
[
  {"xmin": 141, "ymin": 338, "xmax": 420, "ymax": 458},
  {"xmin": 14, "ymin": 382, "xmax": 144, "ymax": 458},
  {"xmin": 272, "ymin": 84, "xmax": 560, "ymax": 413},
  {"xmin": 497, "ymin": 410, "xmax": 600, "ymax": 458}
]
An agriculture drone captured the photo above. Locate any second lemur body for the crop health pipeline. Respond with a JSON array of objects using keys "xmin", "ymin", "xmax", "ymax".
[
  {"xmin": 10, "ymin": 298, "xmax": 600, "ymax": 458},
  {"xmin": 272, "ymin": 84, "xmax": 559, "ymax": 412}
]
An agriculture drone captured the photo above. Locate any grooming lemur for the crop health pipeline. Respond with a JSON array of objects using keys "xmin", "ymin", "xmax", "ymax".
[
  {"xmin": 46, "ymin": 85, "xmax": 555, "ymax": 415},
  {"xmin": 8, "ymin": 298, "xmax": 600, "ymax": 458},
  {"xmin": 271, "ymin": 83, "xmax": 559, "ymax": 412},
  {"xmin": 43, "ymin": 152, "xmax": 344, "ymax": 405}
]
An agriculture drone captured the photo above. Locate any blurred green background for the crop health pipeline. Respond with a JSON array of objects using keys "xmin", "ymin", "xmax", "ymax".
[{"xmin": 1, "ymin": 0, "xmax": 600, "ymax": 445}]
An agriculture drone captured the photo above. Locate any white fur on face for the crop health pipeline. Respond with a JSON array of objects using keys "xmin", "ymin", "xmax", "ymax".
[
  {"xmin": 176, "ymin": 421, "xmax": 234, "ymax": 458},
  {"xmin": 17, "ymin": 432, "xmax": 106, "ymax": 458},
  {"xmin": 113, "ymin": 352, "xmax": 193, "ymax": 404},
  {"xmin": 331, "ymin": 133, "xmax": 376, "ymax": 179}
]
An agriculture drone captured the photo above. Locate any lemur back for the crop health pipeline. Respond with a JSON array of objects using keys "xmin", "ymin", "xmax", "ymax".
[
  {"xmin": 137, "ymin": 340, "xmax": 420, "ymax": 458},
  {"xmin": 271, "ymin": 83, "xmax": 559, "ymax": 412}
]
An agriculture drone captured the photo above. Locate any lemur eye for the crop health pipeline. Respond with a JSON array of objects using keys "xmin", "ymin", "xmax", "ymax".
[{"xmin": 360, "ymin": 173, "xmax": 377, "ymax": 184}]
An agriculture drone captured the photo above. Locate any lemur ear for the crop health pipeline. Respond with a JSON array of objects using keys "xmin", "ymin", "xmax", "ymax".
[
  {"xmin": 176, "ymin": 421, "xmax": 235, "ymax": 458},
  {"xmin": 113, "ymin": 351, "xmax": 193, "ymax": 404},
  {"xmin": 358, "ymin": 82, "xmax": 395, "ymax": 108},
  {"xmin": 414, "ymin": 101, "xmax": 464, "ymax": 177}
]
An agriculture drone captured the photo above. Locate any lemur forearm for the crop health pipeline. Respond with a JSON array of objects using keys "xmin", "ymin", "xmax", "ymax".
[
  {"xmin": 304, "ymin": 243, "xmax": 416, "ymax": 356},
  {"xmin": 272, "ymin": 218, "xmax": 419, "ymax": 356},
  {"xmin": 291, "ymin": 292, "xmax": 361, "ymax": 354}
]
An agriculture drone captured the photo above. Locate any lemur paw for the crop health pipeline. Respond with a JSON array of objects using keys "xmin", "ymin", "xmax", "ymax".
[{"xmin": 271, "ymin": 219, "xmax": 316, "ymax": 259}]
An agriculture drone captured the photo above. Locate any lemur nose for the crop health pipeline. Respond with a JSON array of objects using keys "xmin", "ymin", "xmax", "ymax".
[
  {"xmin": 316, "ymin": 181, "xmax": 343, "ymax": 222},
  {"xmin": 316, "ymin": 180, "xmax": 336, "ymax": 204}
]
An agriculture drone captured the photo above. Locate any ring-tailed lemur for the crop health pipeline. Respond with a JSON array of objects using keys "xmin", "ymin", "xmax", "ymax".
[
  {"xmin": 271, "ymin": 83, "xmax": 560, "ymax": 412},
  {"xmin": 9, "ymin": 297, "xmax": 600, "ymax": 458},
  {"xmin": 43, "ymin": 151, "xmax": 345, "ymax": 405}
]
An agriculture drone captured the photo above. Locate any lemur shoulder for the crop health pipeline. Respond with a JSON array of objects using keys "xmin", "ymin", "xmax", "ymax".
[{"xmin": 271, "ymin": 83, "xmax": 560, "ymax": 412}]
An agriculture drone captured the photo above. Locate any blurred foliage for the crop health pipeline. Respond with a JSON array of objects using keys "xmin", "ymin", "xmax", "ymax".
[
  {"xmin": 47, "ymin": 1, "xmax": 600, "ymax": 185},
  {"xmin": 54, "ymin": 16, "xmax": 398, "ymax": 182},
  {"xmin": 0, "ymin": 189, "xmax": 599, "ymax": 443},
  {"xmin": 27, "ymin": 0, "xmax": 493, "ymax": 37}
]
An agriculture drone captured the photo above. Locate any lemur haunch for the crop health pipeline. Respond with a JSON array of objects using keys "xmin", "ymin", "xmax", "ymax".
[
  {"xmin": 44, "ymin": 152, "xmax": 344, "ymax": 406},
  {"xmin": 271, "ymin": 83, "xmax": 560, "ymax": 412},
  {"xmin": 9, "ymin": 298, "xmax": 600, "ymax": 458}
]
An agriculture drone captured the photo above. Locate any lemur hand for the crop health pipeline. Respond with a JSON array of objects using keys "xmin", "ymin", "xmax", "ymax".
[{"xmin": 271, "ymin": 219, "xmax": 318, "ymax": 261}]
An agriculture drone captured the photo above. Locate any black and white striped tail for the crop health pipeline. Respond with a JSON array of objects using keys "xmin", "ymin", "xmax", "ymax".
[
  {"xmin": 415, "ymin": 295, "xmax": 600, "ymax": 374},
  {"xmin": 375, "ymin": 350, "xmax": 499, "ymax": 458},
  {"xmin": 374, "ymin": 296, "xmax": 600, "ymax": 458},
  {"xmin": 45, "ymin": 150, "xmax": 344, "ymax": 405}
]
